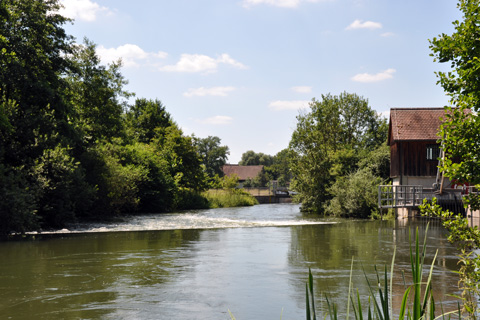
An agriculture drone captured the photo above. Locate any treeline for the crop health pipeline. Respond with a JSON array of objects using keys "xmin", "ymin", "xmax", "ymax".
[
  {"xmin": 0, "ymin": 1, "xmax": 389, "ymax": 235},
  {"xmin": 288, "ymin": 92, "xmax": 390, "ymax": 218},
  {"xmin": 0, "ymin": 0, "xmax": 231, "ymax": 234}
]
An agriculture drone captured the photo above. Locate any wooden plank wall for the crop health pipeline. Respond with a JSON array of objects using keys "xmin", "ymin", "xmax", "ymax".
[{"xmin": 390, "ymin": 141, "xmax": 438, "ymax": 177}]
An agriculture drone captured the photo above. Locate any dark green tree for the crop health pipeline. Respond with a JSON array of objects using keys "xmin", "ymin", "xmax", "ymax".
[
  {"xmin": 65, "ymin": 39, "xmax": 131, "ymax": 145},
  {"xmin": 239, "ymin": 150, "xmax": 274, "ymax": 166},
  {"xmin": 194, "ymin": 136, "xmax": 230, "ymax": 178},
  {"xmin": 125, "ymin": 98, "xmax": 172, "ymax": 143},
  {"xmin": 0, "ymin": 0, "xmax": 95, "ymax": 232},
  {"xmin": 1, "ymin": 0, "xmax": 75, "ymax": 164}
]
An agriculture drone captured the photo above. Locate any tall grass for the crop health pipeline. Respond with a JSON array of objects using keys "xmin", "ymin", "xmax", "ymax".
[
  {"xmin": 202, "ymin": 189, "xmax": 258, "ymax": 208},
  {"xmin": 306, "ymin": 224, "xmax": 462, "ymax": 319}
]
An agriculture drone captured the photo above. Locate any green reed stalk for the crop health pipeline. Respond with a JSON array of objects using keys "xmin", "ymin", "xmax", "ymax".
[{"xmin": 306, "ymin": 223, "xmax": 459, "ymax": 320}]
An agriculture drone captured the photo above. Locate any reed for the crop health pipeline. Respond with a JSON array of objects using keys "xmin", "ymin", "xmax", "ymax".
[
  {"xmin": 306, "ymin": 224, "xmax": 462, "ymax": 319},
  {"xmin": 202, "ymin": 189, "xmax": 258, "ymax": 208}
]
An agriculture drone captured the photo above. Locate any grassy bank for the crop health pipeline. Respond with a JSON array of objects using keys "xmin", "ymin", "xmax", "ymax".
[{"xmin": 202, "ymin": 189, "xmax": 258, "ymax": 208}]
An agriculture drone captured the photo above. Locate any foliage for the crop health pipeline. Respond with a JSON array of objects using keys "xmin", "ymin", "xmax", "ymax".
[
  {"xmin": 203, "ymin": 189, "xmax": 258, "ymax": 208},
  {"xmin": 0, "ymin": 0, "xmax": 228, "ymax": 234},
  {"xmin": 429, "ymin": 0, "xmax": 480, "ymax": 185},
  {"xmin": 239, "ymin": 150, "xmax": 274, "ymax": 166},
  {"xmin": 194, "ymin": 135, "xmax": 230, "ymax": 178},
  {"xmin": 125, "ymin": 98, "xmax": 172, "ymax": 144},
  {"xmin": 66, "ymin": 39, "xmax": 131, "ymax": 145},
  {"xmin": 420, "ymin": 198, "xmax": 480, "ymax": 317},
  {"xmin": 428, "ymin": 1, "xmax": 480, "ymax": 317},
  {"xmin": 325, "ymin": 144, "xmax": 390, "ymax": 218},
  {"xmin": 429, "ymin": 0, "xmax": 480, "ymax": 109},
  {"xmin": 155, "ymin": 125, "xmax": 208, "ymax": 192},
  {"xmin": 221, "ymin": 174, "xmax": 240, "ymax": 190},
  {"xmin": 0, "ymin": 164, "xmax": 39, "ymax": 234},
  {"xmin": 288, "ymin": 92, "xmax": 388, "ymax": 216},
  {"xmin": 325, "ymin": 167, "xmax": 383, "ymax": 218},
  {"xmin": 174, "ymin": 188, "xmax": 210, "ymax": 210},
  {"xmin": 33, "ymin": 145, "xmax": 94, "ymax": 228}
]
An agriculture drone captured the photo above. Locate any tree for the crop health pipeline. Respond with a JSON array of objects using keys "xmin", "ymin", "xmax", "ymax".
[
  {"xmin": 125, "ymin": 98, "xmax": 172, "ymax": 143},
  {"xmin": 239, "ymin": 150, "xmax": 274, "ymax": 166},
  {"xmin": 66, "ymin": 39, "xmax": 131, "ymax": 145},
  {"xmin": 155, "ymin": 125, "xmax": 208, "ymax": 192},
  {"xmin": 265, "ymin": 149, "xmax": 292, "ymax": 186},
  {"xmin": 325, "ymin": 145, "xmax": 390, "ymax": 218},
  {"xmin": 1, "ymin": 0, "xmax": 75, "ymax": 165},
  {"xmin": 194, "ymin": 136, "xmax": 230, "ymax": 178},
  {"xmin": 429, "ymin": 0, "xmax": 480, "ymax": 186},
  {"xmin": 428, "ymin": 0, "xmax": 480, "ymax": 316},
  {"xmin": 0, "ymin": 0, "xmax": 95, "ymax": 232},
  {"xmin": 289, "ymin": 92, "xmax": 387, "ymax": 214}
]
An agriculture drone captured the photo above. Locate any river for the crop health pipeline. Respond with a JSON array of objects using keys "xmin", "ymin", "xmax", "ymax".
[{"xmin": 0, "ymin": 204, "xmax": 461, "ymax": 319}]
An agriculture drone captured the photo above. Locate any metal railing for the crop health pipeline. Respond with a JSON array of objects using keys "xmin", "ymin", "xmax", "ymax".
[{"xmin": 378, "ymin": 185, "xmax": 429, "ymax": 209}]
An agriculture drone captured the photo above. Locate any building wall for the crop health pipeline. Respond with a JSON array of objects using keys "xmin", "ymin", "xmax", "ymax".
[
  {"xmin": 390, "ymin": 140, "xmax": 439, "ymax": 178},
  {"xmin": 392, "ymin": 176, "xmax": 452, "ymax": 188}
]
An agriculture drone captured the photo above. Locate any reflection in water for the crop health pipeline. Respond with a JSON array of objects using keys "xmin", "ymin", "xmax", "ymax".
[
  {"xmin": 289, "ymin": 218, "xmax": 461, "ymax": 318},
  {"xmin": 0, "ymin": 204, "xmax": 462, "ymax": 319}
]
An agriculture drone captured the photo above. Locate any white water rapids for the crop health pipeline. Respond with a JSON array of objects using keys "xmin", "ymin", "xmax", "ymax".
[{"xmin": 32, "ymin": 203, "xmax": 334, "ymax": 234}]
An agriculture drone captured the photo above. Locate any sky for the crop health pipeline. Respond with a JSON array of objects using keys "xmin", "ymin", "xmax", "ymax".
[{"xmin": 58, "ymin": 0, "xmax": 461, "ymax": 163}]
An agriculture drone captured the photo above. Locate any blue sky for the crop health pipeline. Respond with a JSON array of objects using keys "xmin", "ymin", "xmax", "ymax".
[{"xmin": 59, "ymin": 0, "xmax": 460, "ymax": 163}]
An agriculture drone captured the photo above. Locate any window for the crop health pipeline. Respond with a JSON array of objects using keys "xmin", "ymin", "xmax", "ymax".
[{"xmin": 426, "ymin": 144, "xmax": 440, "ymax": 160}]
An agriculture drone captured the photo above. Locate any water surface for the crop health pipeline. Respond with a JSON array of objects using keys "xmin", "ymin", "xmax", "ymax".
[{"xmin": 0, "ymin": 204, "xmax": 461, "ymax": 319}]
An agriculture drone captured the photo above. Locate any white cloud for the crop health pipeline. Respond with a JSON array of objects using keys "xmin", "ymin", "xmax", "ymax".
[
  {"xmin": 160, "ymin": 54, "xmax": 247, "ymax": 73},
  {"xmin": 96, "ymin": 44, "xmax": 167, "ymax": 67},
  {"xmin": 242, "ymin": 0, "xmax": 324, "ymax": 8},
  {"xmin": 197, "ymin": 116, "xmax": 233, "ymax": 125},
  {"xmin": 380, "ymin": 32, "xmax": 395, "ymax": 37},
  {"xmin": 351, "ymin": 68, "xmax": 396, "ymax": 83},
  {"xmin": 184, "ymin": 87, "xmax": 236, "ymax": 97},
  {"xmin": 291, "ymin": 86, "xmax": 312, "ymax": 93},
  {"xmin": 59, "ymin": 0, "xmax": 112, "ymax": 22},
  {"xmin": 269, "ymin": 100, "xmax": 310, "ymax": 111},
  {"xmin": 346, "ymin": 19, "xmax": 382, "ymax": 30}
]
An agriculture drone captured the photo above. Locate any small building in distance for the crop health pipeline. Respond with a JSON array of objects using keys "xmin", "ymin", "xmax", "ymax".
[{"xmin": 222, "ymin": 164, "xmax": 264, "ymax": 187}]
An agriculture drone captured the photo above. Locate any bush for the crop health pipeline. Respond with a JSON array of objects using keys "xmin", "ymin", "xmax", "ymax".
[
  {"xmin": 174, "ymin": 188, "xmax": 210, "ymax": 210},
  {"xmin": 203, "ymin": 189, "xmax": 258, "ymax": 208},
  {"xmin": 325, "ymin": 167, "xmax": 382, "ymax": 218},
  {"xmin": 33, "ymin": 145, "xmax": 95, "ymax": 228},
  {"xmin": 0, "ymin": 165, "xmax": 39, "ymax": 235}
]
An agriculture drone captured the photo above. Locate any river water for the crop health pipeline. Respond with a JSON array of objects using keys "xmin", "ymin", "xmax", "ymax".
[{"xmin": 0, "ymin": 204, "xmax": 461, "ymax": 319}]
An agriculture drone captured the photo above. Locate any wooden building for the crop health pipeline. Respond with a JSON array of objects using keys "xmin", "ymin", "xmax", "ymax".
[
  {"xmin": 381, "ymin": 107, "xmax": 473, "ymax": 218},
  {"xmin": 388, "ymin": 108, "xmax": 448, "ymax": 188}
]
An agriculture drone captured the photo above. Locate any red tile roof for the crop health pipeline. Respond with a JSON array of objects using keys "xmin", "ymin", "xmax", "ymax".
[
  {"xmin": 388, "ymin": 108, "xmax": 447, "ymax": 144},
  {"xmin": 222, "ymin": 165, "xmax": 264, "ymax": 181}
]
